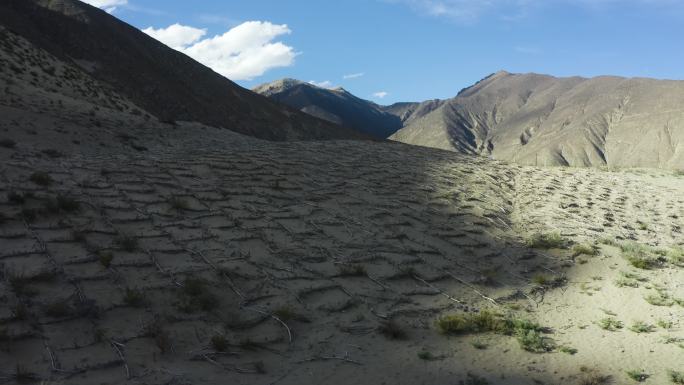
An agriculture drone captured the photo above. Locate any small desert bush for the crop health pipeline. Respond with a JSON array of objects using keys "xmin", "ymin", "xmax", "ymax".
[
  {"xmin": 559, "ymin": 345, "xmax": 578, "ymax": 355},
  {"xmin": 670, "ymin": 370, "xmax": 684, "ymax": 384},
  {"xmin": 115, "ymin": 234, "xmax": 138, "ymax": 252},
  {"xmin": 531, "ymin": 274, "xmax": 565, "ymax": 288},
  {"xmin": 44, "ymin": 299, "xmax": 73, "ymax": 318},
  {"xmin": 29, "ymin": 171, "xmax": 52, "ymax": 186},
  {"xmin": 579, "ymin": 367, "xmax": 612, "ymax": 385},
  {"xmin": 615, "ymin": 271, "xmax": 646, "ymax": 288},
  {"xmin": 668, "ymin": 246, "xmax": 684, "ymax": 266},
  {"xmin": 7, "ymin": 190, "xmax": 26, "ymax": 204},
  {"xmin": 177, "ymin": 277, "xmax": 219, "ymax": 312},
  {"xmin": 436, "ymin": 310, "xmax": 553, "ymax": 352},
  {"xmin": 13, "ymin": 365, "xmax": 34, "ymax": 384},
  {"xmin": 417, "ymin": 350, "xmax": 434, "ymax": 360},
  {"xmin": 210, "ymin": 334, "xmax": 229, "ymax": 352},
  {"xmin": 629, "ymin": 321, "xmax": 655, "ymax": 333},
  {"xmin": 626, "ymin": 370, "xmax": 649, "ymax": 382},
  {"xmin": 168, "ymin": 196, "xmax": 189, "ymax": 211},
  {"xmin": 143, "ymin": 317, "xmax": 172, "ymax": 354},
  {"xmin": 273, "ymin": 306, "xmax": 309, "ymax": 322},
  {"xmin": 56, "ymin": 195, "xmax": 79, "ymax": 212},
  {"xmin": 41, "ymin": 149, "xmax": 63, "ymax": 158},
  {"xmin": 573, "ymin": 243, "xmax": 599, "ymax": 256},
  {"xmin": 123, "ymin": 287, "xmax": 146, "ymax": 307},
  {"xmin": 337, "ymin": 264, "xmax": 367, "ymax": 277},
  {"xmin": 471, "ymin": 340, "xmax": 487, "ymax": 350},
  {"xmin": 98, "ymin": 251, "xmax": 114, "ymax": 268},
  {"xmin": 517, "ymin": 328, "xmax": 555, "ymax": 352},
  {"xmin": 644, "ymin": 291, "xmax": 674, "ymax": 307},
  {"xmin": 459, "ymin": 373, "xmax": 490, "ymax": 385},
  {"xmin": 378, "ymin": 320, "xmax": 408, "ymax": 340},
  {"xmin": 620, "ymin": 242, "xmax": 663, "ymax": 269},
  {"xmin": 525, "ymin": 232, "xmax": 567, "ymax": 249},
  {"xmin": 0, "ymin": 138, "xmax": 16, "ymax": 148},
  {"xmin": 597, "ymin": 317, "xmax": 623, "ymax": 331}
]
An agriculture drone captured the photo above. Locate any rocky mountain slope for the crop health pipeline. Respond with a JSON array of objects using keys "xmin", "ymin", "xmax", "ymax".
[
  {"xmin": 0, "ymin": 0, "xmax": 364, "ymax": 141},
  {"xmin": 391, "ymin": 71, "xmax": 684, "ymax": 169},
  {"xmin": 254, "ymin": 79, "xmax": 407, "ymax": 138}
]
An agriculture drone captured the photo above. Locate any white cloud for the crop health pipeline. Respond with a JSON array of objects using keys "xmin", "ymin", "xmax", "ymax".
[
  {"xmin": 386, "ymin": 0, "xmax": 683, "ymax": 22},
  {"xmin": 142, "ymin": 21, "xmax": 297, "ymax": 81},
  {"xmin": 309, "ymin": 80, "xmax": 335, "ymax": 89},
  {"xmin": 81, "ymin": 0, "xmax": 127, "ymax": 13},
  {"xmin": 142, "ymin": 24, "xmax": 207, "ymax": 50},
  {"xmin": 373, "ymin": 91, "xmax": 389, "ymax": 99},
  {"xmin": 343, "ymin": 72, "xmax": 365, "ymax": 79}
]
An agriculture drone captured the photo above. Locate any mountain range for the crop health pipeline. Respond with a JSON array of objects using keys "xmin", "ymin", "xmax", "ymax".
[{"xmin": 258, "ymin": 71, "xmax": 684, "ymax": 169}]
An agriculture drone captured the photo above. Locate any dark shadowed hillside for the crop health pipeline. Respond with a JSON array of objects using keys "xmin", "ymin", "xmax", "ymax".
[{"xmin": 0, "ymin": 0, "xmax": 365, "ymax": 141}]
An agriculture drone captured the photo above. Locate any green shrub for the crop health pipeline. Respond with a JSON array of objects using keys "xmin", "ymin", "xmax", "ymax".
[
  {"xmin": 626, "ymin": 370, "xmax": 649, "ymax": 382},
  {"xmin": 597, "ymin": 317, "xmax": 623, "ymax": 331},
  {"xmin": 621, "ymin": 242, "xmax": 662, "ymax": 269},
  {"xmin": 629, "ymin": 321, "xmax": 655, "ymax": 333},
  {"xmin": 645, "ymin": 292, "xmax": 675, "ymax": 307}
]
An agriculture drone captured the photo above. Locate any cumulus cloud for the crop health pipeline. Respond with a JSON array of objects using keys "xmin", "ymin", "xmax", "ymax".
[
  {"xmin": 142, "ymin": 21, "xmax": 297, "ymax": 81},
  {"xmin": 81, "ymin": 0, "xmax": 127, "ymax": 13},
  {"xmin": 142, "ymin": 24, "xmax": 207, "ymax": 50},
  {"xmin": 373, "ymin": 91, "xmax": 389, "ymax": 98},
  {"xmin": 343, "ymin": 72, "xmax": 365, "ymax": 79},
  {"xmin": 309, "ymin": 80, "xmax": 335, "ymax": 89}
]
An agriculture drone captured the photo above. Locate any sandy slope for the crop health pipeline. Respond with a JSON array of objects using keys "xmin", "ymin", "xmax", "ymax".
[
  {"xmin": 1, "ymin": 8, "xmax": 684, "ymax": 385},
  {"xmin": 1, "ymin": 119, "xmax": 684, "ymax": 384}
]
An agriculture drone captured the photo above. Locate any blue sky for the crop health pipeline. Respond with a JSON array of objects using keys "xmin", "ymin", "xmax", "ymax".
[{"xmin": 88, "ymin": 0, "xmax": 684, "ymax": 104}]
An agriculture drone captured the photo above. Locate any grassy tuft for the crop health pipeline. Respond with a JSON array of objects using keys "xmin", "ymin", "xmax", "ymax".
[
  {"xmin": 177, "ymin": 277, "xmax": 219, "ymax": 313},
  {"xmin": 644, "ymin": 291, "xmax": 675, "ymax": 307},
  {"xmin": 525, "ymin": 232, "xmax": 567, "ymax": 249},
  {"xmin": 670, "ymin": 370, "xmax": 684, "ymax": 384},
  {"xmin": 620, "ymin": 242, "xmax": 663, "ymax": 269},
  {"xmin": 629, "ymin": 321, "xmax": 655, "ymax": 333},
  {"xmin": 436, "ymin": 310, "xmax": 553, "ymax": 353},
  {"xmin": 626, "ymin": 370, "xmax": 649, "ymax": 382},
  {"xmin": 573, "ymin": 243, "xmax": 599, "ymax": 256},
  {"xmin": 597, "ymin": 317, "xmax": 623, "ymax": 331}
]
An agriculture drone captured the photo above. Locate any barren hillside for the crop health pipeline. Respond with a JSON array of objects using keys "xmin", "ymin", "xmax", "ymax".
[{"xmin": 391, "ymin": 71, "xmax": 684, "ymax": 169}]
